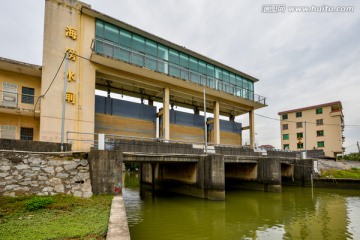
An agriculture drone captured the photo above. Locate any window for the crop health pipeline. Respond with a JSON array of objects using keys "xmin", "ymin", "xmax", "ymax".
[
  {"xmin": 0, "ymin": 125, "xmax": 16, "ymax": 139},
  {"xmin": 104, "ymin": 23, "xmax": 119, "ymax": 44},
  {"xmin": 145, "ymin": 39, "xmax": 157, "ymax": 71},
  {"xmin": 180, "ymin": 53, "xmax": 189, "ymax": 80},
  {"xmin": 207, "ymin": 64, "xmax": 215, "ymax": 88},
  {"xmin": 297, "ymin": 132, "xmax": 303, "ymax": 138},
  {"xmin": 316, "ymin": 108, "xmax": 323, "ymax": 114},
  {"xmin": 132, "ymin": 35, "xmax": 145, "ymax": 66},
  {"xmin": 282, "ymin": 124, "xmax": 288, "ymax": 130},
  {"xmin": 283, "ymin": 144, "xmax": 289, "ymax": 150},
  {"xmin": 283, "ymin": 134, "xmax": 289, "ymax": 140},
  {"xmin": 20, "ymin": 127, "xmax": 33, "ymax": 141},
  {"xmin": 157, "ymin": 44, "xmax": 168, "ymax": 74},
  {"xmin": 317, "ymin": 141, "xmax": 325, "ymax": 148},
  {"xmin": 317, "ymin": 130, "xmax": 324, "ymax": 137},
  {"xmin": 296, "ymin": 122, "xmax": 303, "ymax": 128},
  {"xmin": 119, "ymin": 29, "xmax": 132, "ymax": 62},
  {"xmin": 169, "ymin": 49, "xmax": 180, "ymax": 78},
  {"xmin": 21, "ymin": 87, "xmax": 34, "ymax": 104},
  {"xmin": 282, "ymin": 114, "xmax": 288, "ymax": 120},
  {"xmin": 316, "ymin": 119, "xmax": 324, "ymax": 126},
  {"xmin": 189, "ymin": 56, "xmax": 198, "ymax": 83},
  {"xmin": 2, "ymin": 82, "xmax": 18, "ymax": 107},
  {"xmin": 297, "ymin": 143, "xmax": 304, "ymax": 149},
  {"xmin": 229, "ymin": 73, "xmax": 236, "ymax": 85},
  {"xmin": 296, "ymin": 112, "xmax": 302, "ymax": 118}
]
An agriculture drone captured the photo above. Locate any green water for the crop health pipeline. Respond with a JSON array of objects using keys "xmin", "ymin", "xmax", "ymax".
[{"xmin": 123, "ymin": 172, "xmax": 360, "ymax": 240}]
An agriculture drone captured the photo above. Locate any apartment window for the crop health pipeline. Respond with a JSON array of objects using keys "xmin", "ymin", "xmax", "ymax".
[
  {"xmin": 282, "ymin": 114, "xmax": 288, "ymax": 120},
  {"xmin": 21, "ymin": 87, "xmax": 35, "ymax": 104},
  {"xmin": 296, "ymin": 122, "xmax": 303, "ymax": 128},
  {"xmin": 282, "ymin": 124, "xmax": 288, "ymax": 130},
  {"xmin": 297, "ymin": 132, "xmax": 303, "ymax": 139},
  {"xmin": 296, "ymin": 112, "xmax": 302, "ymax": 118},
  {"xmin": 316, "ymin": 108, "xmax": 323, "ymax": 114},
  {"xmin": 316, "ymin": 119, "xmax": 324, "ymax": 126},
  {"xmin": 283, "ymin": 144, "xmax": 289, "ymax": 150},
  {"xmin": 0, "ymin": 125, "xmax": 16, "ymax": 139},
  {"xmin": 20, "ymin": 127, "xmax": 33, "ymax": 141},
  {"xmin": 297, "ymin": 143, "xmax": 304, "ymax": 149},
  {"xmin": 317, "ymin": 130, "xmax": 324, "ymax": 137},
  {"xmin": 283, "ymin": 134, "xmax": 289, "ymax": 140},
  {"xmin": 2, "ymin": 82, "xmax": 18, "ymax": 107},
  {"xmin": 317, "ymin": 141, "xmax": 325, "ymax": 148}
]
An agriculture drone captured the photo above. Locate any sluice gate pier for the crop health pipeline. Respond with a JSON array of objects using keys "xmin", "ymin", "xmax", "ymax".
[{"xmin": 89, "ymin": 139, "xmax": 315, "ymax": 200}]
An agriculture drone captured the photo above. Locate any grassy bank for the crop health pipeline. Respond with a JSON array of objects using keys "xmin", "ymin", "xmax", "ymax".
[
  {"xmin": 320, "ymin": 168, "xmax": 360, "ymax": 179},
  {"xmin": 0, "ymin": 194, "xmax": 113, "ymax": 240}
]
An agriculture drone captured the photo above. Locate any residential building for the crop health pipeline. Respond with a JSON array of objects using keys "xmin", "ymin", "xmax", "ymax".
[
  {"xmin": 0, "ymin": 0, "xmax": 267, "ymax": 151},
  {"xmin": 278, "ymin": 102, "xmax": 344, "ymax": 158}
]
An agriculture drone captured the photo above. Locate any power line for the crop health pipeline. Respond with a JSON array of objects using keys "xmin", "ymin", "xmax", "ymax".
[{"xmin": 33, "ymin": 54, "xmax": 66, "ymax": 119}]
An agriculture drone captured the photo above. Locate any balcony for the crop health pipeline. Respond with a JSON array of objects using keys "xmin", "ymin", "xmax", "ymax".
[
  {"xmin": 0, "ymin": 90, "xmax": 40, "ymax": 117},
  {"xmin": 91, "ymin": 38, "xmax": 266, "ymax": 106},
  {"xmin": 330, "ymin": 110, "xmax": 342, "ymax": 117}
]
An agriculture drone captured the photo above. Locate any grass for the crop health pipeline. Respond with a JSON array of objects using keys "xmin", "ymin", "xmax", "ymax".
[
  {"xmin": 0, "ymin": 194, "xmax": 113, "ymax": 240},
  {"xmin": 320, "ymin": 168, "xmax": 360, "ymax": 179}
]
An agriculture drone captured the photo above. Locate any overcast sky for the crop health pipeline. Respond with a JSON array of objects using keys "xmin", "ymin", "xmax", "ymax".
[{"xmin": 1, "ymin": 0, "xmax": 359, "ymax": 153}]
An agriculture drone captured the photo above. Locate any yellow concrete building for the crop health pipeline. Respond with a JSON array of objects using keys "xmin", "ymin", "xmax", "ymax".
[
  {"xmin": 278, "ymin": 102, "xmax": 344, "ymax": 158},
  {"xmin": 0, "ymin": 58, "xmax": 41, "ymax": 141},
  {"xmin": 0, "ymin": 0, "xmax": 267, "ymax": 151}
]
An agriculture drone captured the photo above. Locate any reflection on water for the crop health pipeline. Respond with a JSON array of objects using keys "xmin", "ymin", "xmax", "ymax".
[{"xmin": 122, "ymin": 172, "xmax": 360, "ymax": 240}]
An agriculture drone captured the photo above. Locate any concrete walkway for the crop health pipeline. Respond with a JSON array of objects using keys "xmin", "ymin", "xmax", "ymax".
[{"xmin": 106, "ymin": 196, "xmax": 131, "ymax": 240}]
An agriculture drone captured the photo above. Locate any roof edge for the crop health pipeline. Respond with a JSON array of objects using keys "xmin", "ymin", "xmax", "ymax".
[
  {"xmin": 278, "ymin": 101, "xmax": 342, "ymax": 115},
  {"xmin": 0, "ymin": 57, "xmax": 42, "ymax": 70}
]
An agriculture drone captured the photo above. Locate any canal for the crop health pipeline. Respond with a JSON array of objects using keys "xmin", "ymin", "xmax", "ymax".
[{"xmin": 123, "ymin": 172, "xmax": 360, "ymax": 239}]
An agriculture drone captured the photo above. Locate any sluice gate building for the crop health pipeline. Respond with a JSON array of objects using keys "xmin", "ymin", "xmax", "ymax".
[
  {"xmin": 0, "ymin": 0, "xmax": 315, "ymax": 200},
  {"xmin": 0, "ymin": 0, "xmax": 266, "ymax": 151}
]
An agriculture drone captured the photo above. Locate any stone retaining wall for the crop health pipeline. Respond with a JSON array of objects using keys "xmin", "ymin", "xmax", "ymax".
[{"xmin": 0, "ymin": 151, "xmax": 92, "ymax": 198}]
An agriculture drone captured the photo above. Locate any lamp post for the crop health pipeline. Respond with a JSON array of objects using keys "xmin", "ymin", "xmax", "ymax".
[{"xmin": 203, "ymin": 88, "xmax": 207, "ymax": 153}]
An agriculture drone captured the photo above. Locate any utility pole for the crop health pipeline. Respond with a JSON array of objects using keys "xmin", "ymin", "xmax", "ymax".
[
  {"xmin": 304, "ymin": 121, "xmax": 307, "ymax": 159},
  {"xmin": 61, "ymin": 52, "xmax": 69, "ymax": 152},
  {"xmin": 203, "ymin": 88, "xmax": 207, "ymax": 154},
  {"xmin": 357, "ymin": 141, "xmax": 360, "ymax": 153}
]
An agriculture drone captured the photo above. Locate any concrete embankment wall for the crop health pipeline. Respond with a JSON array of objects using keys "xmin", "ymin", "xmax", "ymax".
[
  {"xmin": 313, "ymin": 178, "xmax": 360, "ymax": 190},
  {"xmin": 0, "ymin": 151, "xmax": 92, "ymax": 197}
]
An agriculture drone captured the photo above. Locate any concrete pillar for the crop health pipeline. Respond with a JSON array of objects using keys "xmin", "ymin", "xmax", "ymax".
[
  {"xmin": 148, "ymin": 97, "xmax": 153, "ymax": 106},
  {"xmin": 163, "ymin": 88, "xmax": 170, "ymax": 141},
  {"xmin": 194, "ymin": 107, "xmax": 199, "ymax": 115},
  {"xmin": 257, "ymin": 158, "xmax": 282, "ymax": 192},
  {"xmin": 213, "ymin": 101, "xmax": 220, "ymax": 145},
  {"xmin": 88, "ymin": 150, "xmax": 122, "ymax": 195},
  {"xmin": 249, "ymin": 110, "xmax": 255, "ymax": 148},
  {"xmin": 198, "ymin": 154, "xmax": 225, "ymax": 200}
]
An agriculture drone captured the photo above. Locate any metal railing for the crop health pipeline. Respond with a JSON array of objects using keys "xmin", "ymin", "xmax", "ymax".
[
  {"xmin": 92, "ymin": 38, "xmax": 266, "ymax": 105},
  {"xmin": 0, "ymin": 90, "xmax": 41, "ymax": 113},
  {"xmin": 66, "ymin": 131, "xmax": 292, "ymax": 154}
]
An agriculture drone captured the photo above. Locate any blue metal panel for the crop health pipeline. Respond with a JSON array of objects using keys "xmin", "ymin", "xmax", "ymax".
[
  {"xmin": 95, "ymin": 95, "xmax": 157, "ymax": 121},
  {"xmin": 208, "ymin": 118, "xmax": 242, "ymax": 134},
  {"xmin": 170, "ymin": 110, "xmax": 205, "ymax": 128}
]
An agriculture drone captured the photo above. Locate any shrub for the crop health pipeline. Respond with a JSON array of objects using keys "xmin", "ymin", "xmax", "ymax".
[
  {"xmin": 337, "ymin": 153, "xmax": 360, "ymax": 161},
  {"xmin": 125, "ymin": 163, "xmax": 139, "ymax": 172},
  {"xmin": 25, "ymin": 197, "xmax": 54, "ymax": 211}
]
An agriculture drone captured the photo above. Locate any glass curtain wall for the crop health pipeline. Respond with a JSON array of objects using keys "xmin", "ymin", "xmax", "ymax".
[{"xmin": 95, "ymin": 19, "xmax": 254, "ymax": 100}]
